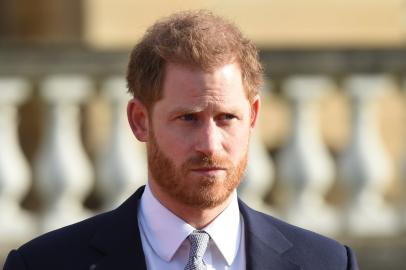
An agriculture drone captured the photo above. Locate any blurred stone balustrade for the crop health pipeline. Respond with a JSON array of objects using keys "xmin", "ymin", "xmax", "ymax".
[{"xmin": 1, "ymin": 47, "xmax": 406, "ymax": 270}]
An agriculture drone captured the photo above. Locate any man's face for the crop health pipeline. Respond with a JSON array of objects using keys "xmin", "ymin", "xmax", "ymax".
[{"xmin": 145, "ymin": 62, "xmax": 259, "ymax": 209}]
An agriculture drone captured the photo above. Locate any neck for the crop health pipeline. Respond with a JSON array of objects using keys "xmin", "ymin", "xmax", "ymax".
[{"xmin": 148, "ymin": 180, "xmax": 234, "ymax": 229}]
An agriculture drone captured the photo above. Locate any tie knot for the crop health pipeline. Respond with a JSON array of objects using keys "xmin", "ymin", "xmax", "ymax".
[
  {"xmin": 188, "ymin": 230, "xmax": 210, "ymax": 257},
  {"xmin": 184, "ymin": 230, "xmax": 210, "ymax": 270}
]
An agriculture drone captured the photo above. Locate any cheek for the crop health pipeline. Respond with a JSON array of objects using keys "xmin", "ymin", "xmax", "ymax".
[
  {"xmin": 223, "ymin": 127, "xmax": 250, "ymax": 156},
  {"xmin": 153, "ymin": 126, "xmax": 191, "ymax": 163}
]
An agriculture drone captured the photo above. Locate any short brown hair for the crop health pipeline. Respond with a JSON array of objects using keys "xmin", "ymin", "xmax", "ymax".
[{"xmin": 126, "ymin": 10, "xmax": 263, "ymax": 110}]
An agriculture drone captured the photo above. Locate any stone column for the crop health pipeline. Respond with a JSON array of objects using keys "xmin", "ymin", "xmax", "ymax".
[
  {"xmin": 400, "ymin": 79, "xmax": 406, "ymax": 231},
  {"xmin": 339, "ymin": 75, "xmax": 399, "ymax": 236},
  {"xmin": 277, "ymin": 75, "xmax": 338, "ymax": 236},
  {"xmin": 238, "ymin": 79, "xmax": 275, "ymax": 214},
  {"xmin": 34, "ymin": 75, "xmax": 94, "ymax": 232},
  {"xmin": 0, "ymin": 77, "xmax": 36, "ymax": 242},
  {"xmin": 239, "ymin": 129, "xmax": 275, "ymax": 214},
  {"xmin": 96, "ymin": 76, "xmax": 147, "ymax": 210}
]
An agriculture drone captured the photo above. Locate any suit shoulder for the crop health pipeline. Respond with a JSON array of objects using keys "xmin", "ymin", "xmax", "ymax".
[
  {"xmin": 18, "ymin": 210, "xmax": 113, "ymax": 256},
  {"xmin": 267, "ymin": 213, "xmax": 342, "ymax": 246},
  {"xmin": 262, "ymin": 210, "xmax": 345, "ymax": 250},
  {"xmin": 240, "ymin": 204, "xmax": 354, "ymax": 269},
  {"xmin": 7, "ymin": 189, "xmax": 145, "ymax": 269}
]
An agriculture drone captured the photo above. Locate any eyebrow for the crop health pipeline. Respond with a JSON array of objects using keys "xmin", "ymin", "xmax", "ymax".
[
  {"xmin": 168, "ymin": 105, "xmax": 241, "ymax": 118},
  {"xmin": 168, "ymin": 107, "xmax": 201, "ymax": 118}
]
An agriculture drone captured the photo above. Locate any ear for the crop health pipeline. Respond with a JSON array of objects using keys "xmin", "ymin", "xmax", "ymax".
[
  {"xmin": 127, "ymin": 98, "xmax": 149, "ymax": 142},
  {"xmin": 250, "ymin": 95, "xmax": 260, "ymax": 128}
]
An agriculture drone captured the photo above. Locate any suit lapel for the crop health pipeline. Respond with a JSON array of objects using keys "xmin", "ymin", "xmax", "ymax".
[
  {"xmin": 86, "ymin": 186, "xmax": 302, "ymax": 270},
  {"xmin": 89, "ymin": 186, "xmax": 147, "ymax": 270},
  {"xmin": 239, "ymin": 200, "xmax": 302, "ymax": 270}
]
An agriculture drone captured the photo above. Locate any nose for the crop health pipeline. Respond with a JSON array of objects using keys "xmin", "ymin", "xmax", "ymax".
[{"xmin": 194, "ymin": 119, "xmax": 222, "ymax": 156}]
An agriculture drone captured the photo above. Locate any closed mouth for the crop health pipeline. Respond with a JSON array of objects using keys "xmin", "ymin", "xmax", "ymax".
[{"xmin": 191, "ymin": 167, "xmax": 225, "ymax": 171}]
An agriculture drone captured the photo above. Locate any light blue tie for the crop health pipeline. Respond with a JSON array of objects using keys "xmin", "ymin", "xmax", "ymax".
[{"xmin": 184, "ymin": 230, "xmax": 210, "ymax": 270}]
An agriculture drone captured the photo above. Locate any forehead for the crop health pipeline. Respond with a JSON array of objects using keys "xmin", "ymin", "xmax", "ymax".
[{"xmin": 160, "ymin": 62, "xmax": 247, "ymax": 104}]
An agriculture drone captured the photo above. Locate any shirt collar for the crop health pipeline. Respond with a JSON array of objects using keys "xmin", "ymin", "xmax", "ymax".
[
  {"xmin": 139, "ymin": 184, "xmax": 194, "ymax": 262},
  {"xmin": 139, "ymin": 184, "xmax": 241, "ymax": 265},
  {"xmin": 202, "ymin": 191, "xmax": 242, "ymax": 266}
]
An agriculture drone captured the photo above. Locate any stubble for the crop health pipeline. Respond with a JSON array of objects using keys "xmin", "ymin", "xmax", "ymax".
[{"xmin": 147, "ymin": 131, "xmax": 247, "ymax": 209}]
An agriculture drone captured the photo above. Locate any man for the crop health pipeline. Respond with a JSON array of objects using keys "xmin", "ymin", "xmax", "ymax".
[{"xmin": 3, "ymin": 10, "xmax": 359, "ymax": 270}]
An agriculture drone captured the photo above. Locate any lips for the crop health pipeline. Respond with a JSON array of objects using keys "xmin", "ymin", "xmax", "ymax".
[
  {"xmin": 190, "ymin": 167, "xmax": 226, "ymax": 176},
  {"xmin": 191, "ymin": 166, "xmax": 226, "ymax": 171}
]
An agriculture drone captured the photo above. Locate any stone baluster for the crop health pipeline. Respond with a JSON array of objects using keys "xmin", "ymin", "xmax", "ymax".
[
  {"xmin": 277, "ymin": 76, "xmax": 338, "ymax": 236},
  {"xmin": 34, "ymin": 75, "xmax": 94, "ymax": 232},
  {"xmin": 0, "ymin": 78, "xmax": 36, "ymax": 242},
  {"xmin": 402, "ymin": 80, "xmax": 406, "ymax": 230},
  {"xmin": 339, "ymin": 75, "xmax": 399, "ymax": 236},
  {"xmin": 239, "ymin": 128, "xmax": 275, "ymax": 214},
  {"xmin": 238, "ymin": 79, "xmax": 275, "ymax": 213},
  {"xmin": 96, "ymin": 77, "xmax": 147, "ymax": 210}
]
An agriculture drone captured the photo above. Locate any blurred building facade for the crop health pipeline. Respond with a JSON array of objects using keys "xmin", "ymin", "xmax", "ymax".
[{"xmin": 1, "ymin": 1, "xmax": 406, "ymax": 269}]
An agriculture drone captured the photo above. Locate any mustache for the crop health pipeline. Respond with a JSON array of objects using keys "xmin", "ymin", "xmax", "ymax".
[{"xmin": 183, "ymin": 154, "xmax": 232, "ymax": 169}]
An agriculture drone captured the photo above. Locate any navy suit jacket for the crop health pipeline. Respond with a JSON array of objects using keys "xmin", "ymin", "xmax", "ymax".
[{"xmin": 3, "ymin": 186, "xmax": 358, "ymax": 270}]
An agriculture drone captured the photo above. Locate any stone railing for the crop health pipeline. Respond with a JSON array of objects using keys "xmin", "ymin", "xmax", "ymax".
[{"xmin": 1, "ymin": 47, "xmax": 406, "ymax": 269}]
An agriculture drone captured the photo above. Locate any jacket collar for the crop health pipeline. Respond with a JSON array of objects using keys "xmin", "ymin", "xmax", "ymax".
[
  {"xmin": 238, "ymin": 199, "xmax": 302, "ymax": 270},
  {"xmin": 89, "ymin": 186, "xmax": 147, "ymax": 270},
  {"xmin": 89, "ymin": 186, "xmax": 301, "ymax": 270}
]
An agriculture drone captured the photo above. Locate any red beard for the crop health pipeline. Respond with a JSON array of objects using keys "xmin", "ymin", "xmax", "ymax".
[{"xmin": 147, "ymin": 131, "xmax": 247, "ymax": 209}]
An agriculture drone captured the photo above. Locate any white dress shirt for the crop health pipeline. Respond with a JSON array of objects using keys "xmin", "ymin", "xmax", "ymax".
[{"xmin": 138, "ymin": 184, "xmax": 246, "ymax": 270}]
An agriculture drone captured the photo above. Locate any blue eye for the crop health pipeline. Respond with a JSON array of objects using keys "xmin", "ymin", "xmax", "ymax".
[
  {"xmin": 179, "ymin": 114, "xmax": 197, "ymax": 121},
  {"xmin": 219, "ymin": 114, "xmax": 236, "ymax": 121}
]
